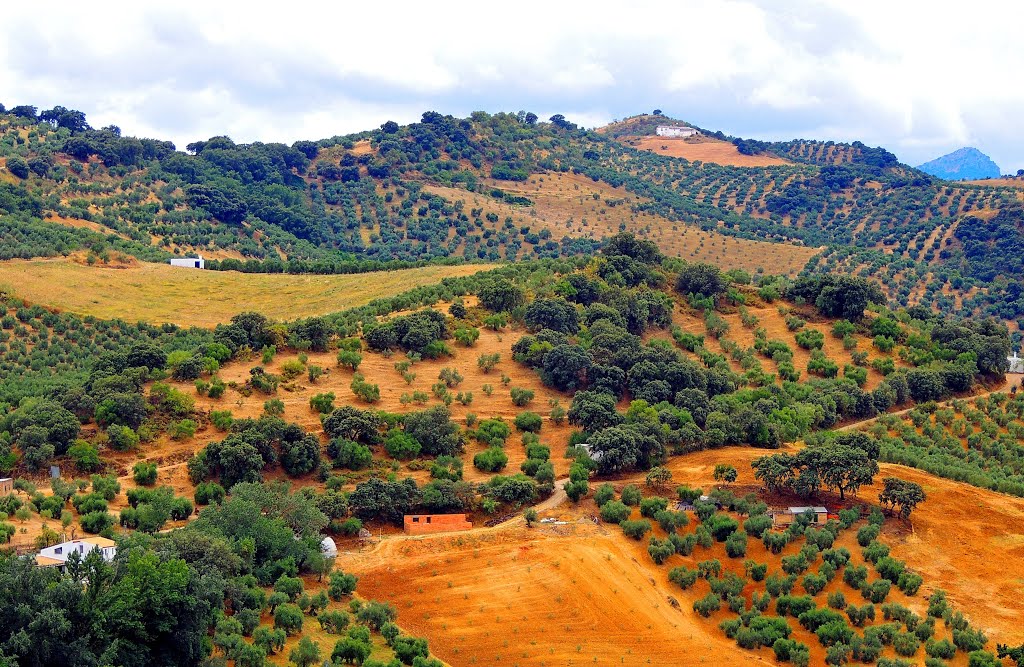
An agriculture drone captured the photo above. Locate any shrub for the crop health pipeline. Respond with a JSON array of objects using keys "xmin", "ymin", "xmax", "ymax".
[
  {"xmin": 777, "ymin": 595, "xmax": 816, "ymax": 618},
  {"xmin": 194, "ymin": 481, "xmax": 225, "ymax": 505},
  {"xmin": 707, "ymin": 513, "xmax": 739, "ymax": 541},
  {"xmin": 310, "ymin": 393, "xmax": 336, "ymax": 414},
  {"xmin": 925, "ymin": 638, "xmax": 956, "ymax": 660},
  {"xmin": 802, "ymin": 572, "xmax": 827, "ymax": 595},
  {"xmin": 621, "ymin": 484, "xmax": 642, "ymax": 506},
  {"xmin": 856, "ymin": 523, "xmax": 880, "ymax": 546},
  {"xmin": 828, "ymin": 591, "xmax": 847, "ymax": 610},
  {"xmin": 655, "ymin": 509, "xmax": 688, "ymax": 533},
  {"xmin": 594, "ymin": 483, "xmax": 615, "ymax": 507},
  {"xmin": 621, "ymin": 519, "xmax": 652, "ymax": 540},
  {"xmin": 510, "ymin": 387, "xmax": 535, "ymax": 406},
  {"xmin": 648, "ymin": 537, "xmax": 675, "ymax": 564},
  {"xmin": 893, "ymin": 632, "xmax": 921, "ymax": 657},
  {"xmin": 861, "ymin": 579, "xmax": 891, "ymax": 603},
  {"xmin": 693, "ymin": 593, "xmax": 721, "ymax": 618},
  {"xmin": 897, "ymin": 571, "xmax": 923, "ymax": 596},
  {"xmin": 514, "ymin": 411, "xmax": 542, "ymax": 432},
  {"xmin": 274, "ymin": 603, "xmax": 303, "ymax": 634},
  {"xmin": 764, "ymin": 530, "xmax": 789, "ymax": 554},
  {"xmin": 132, "ymin": 462, "xmax": 157, "ymax": 486},
  {"xmin": 168, "ymin": 419, "xmax": 197, "ymax": 440},
  {"xmin": 639, "ymin": 496, "xmax": 668, "ymax": 519},
  {"xmin": 473, "ymin": 447, "xmax": 508, "ymax": 473},
  {"xmin": 725, "ymin": 531, "xmax": 748, "ymax": 558},
  {"xmin": 745, "ymin": 560, "xmax": 768, "ymax": 582},
  {"xmin": 668, "ymin": 565, "xmax": 698, "ymax": 589}
]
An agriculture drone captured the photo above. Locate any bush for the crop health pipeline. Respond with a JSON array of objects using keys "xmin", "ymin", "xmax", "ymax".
[
  {"xmin": 620, "ymin": 519, "xmax": 652, "ymax": 540},
  {"xmin": 510, "ymin": 387, "xmax": 534, "ymax": 406},
  {"xmin": 693, "ymin": 592, "xmax": 721, "ymax": 618},
  {"xmin": 725, "ymin": 531, "xmax": 748, "ymax": 558},
  {"xmin": 594, "ymin": 483, "xmax": 615, "ymax": 507},
  {"xmin": 598, "ymin": 497, "xmax": 626, "ymax": 524},
  {"xmin": 925, "ymin": 638, "xmax": 956, "ymax": 660},
  {"xmin": 668, "ymin": 565, "xmax": 698, "ymax": 589},
  {"xmin": 514, "ymin": 412, "xmax": 542, "ymax": 433},
  {"xmin": 620, "ymin": 484, "xmax": 642, "ymax": 506},
  {"xmin": 861, "ymin": 579, "xmax": 891, "ymax": 603},
  {"xmin": 648, "ymin": 537, "xmax": 675, "ymax": 564},
  {"xmin": 80, "ymin": 510, "xmax": 114, "ymax": 534},
  {"xmin": 132, "ymin": 462, "xmax": 157, "ymax": 486},
  {"xmin": 473, "ymin": 447, "xmax": 508, "ymax": 472},
  {"xmin": 310, "ymin": 393, "xmax": 336, "ymax": 414},
  {"xmin": 893, "ymin": 632, "xmax": 921, "ymax": 657},
  {"xmin": 639, "ymin": 496, "xmax": 668, "ymax": 519},
  {"xmin": 856, "ymin": 523, "xmax": 880, "ymax": 546},
  {"xmin": 274, "ymin": 603, "xmax": 303, "ymax": 634},
  {"xmin": 194, "ymin": 481, "xmax": 225, "ymax": 505}
]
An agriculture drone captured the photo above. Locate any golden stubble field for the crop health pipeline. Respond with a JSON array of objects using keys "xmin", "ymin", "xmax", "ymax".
[
  {"xmin": 422, "ymin": 171, "xmax": 818, "ymax": 275},
  {"xmin": 0, "ymin": 259, "xmax": 495, "ymax": 327}
]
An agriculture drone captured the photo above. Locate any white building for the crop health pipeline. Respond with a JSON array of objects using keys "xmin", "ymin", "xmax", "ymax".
[
  {"xmin": 1008, "ymin": 352, "xmax": 1024, "ymax": 374},
  {"xmin": 320, "ymin": 536, "xmax": 338, "ymax": 557},
  {"xmin": 169, "ymin": 255, "xmax": 204, "ymax": 269},
  {"xmin": 36, "ymin": 536, "xmax": 116, "ymax": 568},
  {"xmin": 656, "ymin": 125, "xmax": 699, "ymax": 138}
]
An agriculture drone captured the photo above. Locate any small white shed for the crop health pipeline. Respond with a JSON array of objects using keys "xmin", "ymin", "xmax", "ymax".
[
  {"xmin": 169, "ymin": 255, "xmax": 204, "ymax": 269},
  {"xmin": 1008, "ymin": 352, "xmax": 1024, "ymax": 374},
  {"xmin": 320, "ymin": 536, "xmax": 338, "ymax": 557}
]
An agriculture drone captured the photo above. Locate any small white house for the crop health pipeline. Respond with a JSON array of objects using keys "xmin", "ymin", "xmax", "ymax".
[
  {"xmin": 320, "ymin": 536, "xmax": 338, "ymax": 557},
  {"xmin": 36, "ymin": 536, "xmax": 116, "ymax": 568},
  {"xmin": 771, "ymin": 506, "xmax": 829, "ymax": 527},
  {"xmin": 0, "ymin": 477, "xmax": 12, "ymax": 495},
  {"xmin": 656, "ymin": 125, "xmax": 699, "ymax": 138},
  {"xmin": 1008, "ymin": 352, "xmax": 1024, "ymax": 374},
  {"xmin": 169, "ymin": 255, "xmax": 204, "ymax": 269}
]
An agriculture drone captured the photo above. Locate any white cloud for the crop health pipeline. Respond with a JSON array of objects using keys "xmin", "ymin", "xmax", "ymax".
[{"xmin": 0, "ymin": 0, "xmax": 1022, "ymax": 170}]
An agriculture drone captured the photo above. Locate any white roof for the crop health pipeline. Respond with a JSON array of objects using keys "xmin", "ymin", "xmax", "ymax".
[
  {"xmin": 320, "ymin": 536, "xmax": 338, "ymax": 555},
  {"xmin": 788, "ymin": 506, "xmax": 828, "ymax": 513}
]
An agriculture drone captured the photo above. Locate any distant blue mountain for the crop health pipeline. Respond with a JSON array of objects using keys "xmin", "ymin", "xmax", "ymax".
[{"xmin": 917, "ymin": 147, "xmax": 1000, "ymax": 180}]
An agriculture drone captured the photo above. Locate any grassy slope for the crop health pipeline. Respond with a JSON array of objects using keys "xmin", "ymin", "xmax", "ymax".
[{"xmin": 0, "ymin": 259, "xmax": 494, "ymax": 327}]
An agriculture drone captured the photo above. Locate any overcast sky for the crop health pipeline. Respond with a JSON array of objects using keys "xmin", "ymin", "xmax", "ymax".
[{"xmin": 3, "ymin": 0, "xmax": 1022, "ymax": 171}]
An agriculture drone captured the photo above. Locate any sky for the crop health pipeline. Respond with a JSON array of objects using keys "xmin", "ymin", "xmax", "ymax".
[{"xmin": 2, "ymin": 0, "xmax": 1023, "ymax": 171}]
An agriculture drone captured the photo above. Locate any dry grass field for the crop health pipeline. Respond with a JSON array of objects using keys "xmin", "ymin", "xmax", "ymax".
[
  {"xmin": 623, "ymin": 136, "xmax": 795, "ymax": 167},
  {"xmin": 424, "ymin": 171, "xmax": 818, "ymax": 275},
  {"xmin": 0, "ymin": 259, "xmax": 494, "ymax": 327}
]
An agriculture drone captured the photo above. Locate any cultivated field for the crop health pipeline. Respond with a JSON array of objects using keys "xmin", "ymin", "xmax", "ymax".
[
  {"xmin": 343, "ymin": 447, "xmax": 1024, "ymax": 665},
  {"xmin": 424, "ymin": 171, "xmax": 818, "ymax": 274},
  {"xmin": 622, "ymin": 136, "xmax": 794, "ymax": 167},
  {"xmin": 0, "ymin": 259, "xmax": 494, "ymax": 327}
]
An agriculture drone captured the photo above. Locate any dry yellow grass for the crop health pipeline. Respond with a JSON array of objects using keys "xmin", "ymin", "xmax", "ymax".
[
  {"xmin": 424, "ymin": 171, "xmax": 818, "ymax": 275},
  {"xmin": 0, "ymin": 259, "xmax": 495, "ymax": 327}
]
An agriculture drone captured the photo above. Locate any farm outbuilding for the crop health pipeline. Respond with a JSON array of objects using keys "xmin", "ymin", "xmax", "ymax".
[
  {"xmin": 771, "ymin": 506, "xmax": 829, "ymax": 527},
  {"xmin": 656, "ymin": 125, "xmax": 700, "ymax": 138},
  {"xmin": 35, "ymin": 536, "xmax": 116, "ymax": 569},
  {"xmin": 169, "ymin": 255, "xmax": 204, "ymax": 269},
  {"xmin": 320, "ymin": 536, "xmax": 338, "ymax": 557},
  {"xmin": 0, "ymin": 478, "xmax": 11, "ymax": 495},
  {"xmin": 403, "ymin": 514, "xmax": 472, "ymax": 535},
  {"xmin": 1008, "ymin": 352, "xmax": 1024, "ymax": 374}
]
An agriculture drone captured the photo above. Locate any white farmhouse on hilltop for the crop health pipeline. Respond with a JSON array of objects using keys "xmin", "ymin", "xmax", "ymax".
[
  {"xmin": 169, "ymin": 255, "xmax": 204, "ymax": 269},
  {"xmin": 656, "ymin": 125, "xmax": 699, "ymax": 138},
  {"xmin": 36, "ymin": 536, "xmax": 116, "ymax": 568}
]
